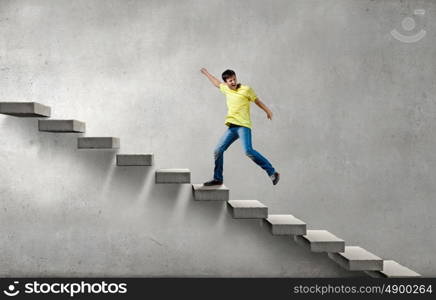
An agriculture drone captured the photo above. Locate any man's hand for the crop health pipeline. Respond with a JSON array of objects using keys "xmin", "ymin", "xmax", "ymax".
[
  {"xmin": 200, "ymin": 67, "xmax": 221, "ymax": 88},
  {"xmin": 254, "ymin": 98, "xmax": 273, "ymax": 120}
]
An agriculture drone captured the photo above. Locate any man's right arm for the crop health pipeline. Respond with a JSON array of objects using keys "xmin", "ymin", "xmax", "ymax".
[{"xmin": 200, "ymin": 68, "xmax": 221, "ymax": 88}]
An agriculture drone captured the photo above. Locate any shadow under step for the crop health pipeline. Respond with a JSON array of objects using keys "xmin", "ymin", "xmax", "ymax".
[
  {"xmin": 365, "ymin": 260, "xmax": 421, "ymax": 278},
  {"xmin": 265, "ymin": 214, "xmax": 307, "ymax": 235},
  {"xmin": 192, "ymin": 184, "xmax": 229, "ymax": 201},
  {"xmin": 39, "ymin": 119, "xmax": 85, "ymax": 132},
  {"xmin": 78, "ymin": 137, "xmax": 120, "ymax": 149},
  {"xmin": 328, "ymin": 246, "xmax": 383, "ymax": 271},
  {"xmin": 294, "ymin": 230, "xmax": 345, "ymax": 253},
  {"xmin": 116, "ymin": 154, "xmax": 153, "ymax": 166},
  {"xmin": 227, "ymin": 200, "xmax": 268, "ymax": 219},
  {"xmin": 0, "ymin": 102, "xmax": 51, "ymax": 117},
  {"xmin": 155, "ymin": 169, "xmax": 190, "ymax": 183}
]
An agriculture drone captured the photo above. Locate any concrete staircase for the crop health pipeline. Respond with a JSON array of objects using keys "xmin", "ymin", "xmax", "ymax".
[
  {"xmin": 365, "ymin": 260, "xmax": 421, "ymax": 278},
  {"xmin": 192, "ymin": 184, "xmax": 229, "ymax": 201},
  {"xmin": 265, "ymin": 214, "xmax": 306, "ymax": 236},
  {"xmin": 0, "ymin": 101, "xmax": 421, "ymax": 278},
  {"xmin": 227, "ymin": 200, "xmax": 268, "ymax": 219},
  {"xmin": 328, "ymin": 246, "xmax": 383, "ymax": 271},
  {"xmin": 78, "ymin": 137, "xmax": 120, "ymax": 149},
  {"xmin": 294, "ymin": 230, "xmax": 345, "ymax": 253},
  {"xmin": 155, "ymin": 169, "xmax": 191, "ymax": 184},
  {"xmin": 0, "ymin": 101, "xmax": 51, "ymax": 117},
  {"xmin": 39, "ymin": 119, "xmax": 86, "ymax": 133},
  {"xmin": 190, "ymin": 183, "xmax": 420, "ymax": 277},
  {"xmin": 116, "ymin": 154, "xmax": 154, "ymax": 166}
]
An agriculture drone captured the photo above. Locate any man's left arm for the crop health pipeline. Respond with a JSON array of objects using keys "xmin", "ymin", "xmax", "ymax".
[{"xmin": 254, "ymin": 98, "xmax": 273, "ymax": 120}]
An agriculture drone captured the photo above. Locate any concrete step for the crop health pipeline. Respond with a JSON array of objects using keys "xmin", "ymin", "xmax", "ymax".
[
  {"xmin": 0, "ymin": 102, "xmax": 51, "ymax": 117},
  {"xmin": 227, "ymin": 200, "xmax": 268, "ymax": 219},
  {"xmin": 116, "ymin": 154, "xmax": 153, "ymax": 166},
  {"xmin": 192, "ymin": 184, "xmax": 229, "ymax": 201},
  {"xmin": 77, "ymin": 137, "xmax": 120, "ymax": 149},
  {"xmin": 155, "ymin": 169, "xmax": 190, "ymax": 183},
  {"xmin": 294, "ymin": 230, "xmax": 345, "ymax": 253},
  {"xmin": 365, "ymin": 260, "xmax": 421, "ymax": 278},
  {"xmin": 38, "ymin": 119, "xmax": 85, "ymax": 132},
  {"xmin": 328, "ymin": 246, "xmax": 383, "ymax": 271},
  {"xmin": 265, "ymin": 214, "xmax": 307, "ymax": 235}
]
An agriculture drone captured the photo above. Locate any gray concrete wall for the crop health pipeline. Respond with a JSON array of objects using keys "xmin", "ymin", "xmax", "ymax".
[{"xmin": 0, "ymin": 0, "xmax": 435, "ymax": 276}]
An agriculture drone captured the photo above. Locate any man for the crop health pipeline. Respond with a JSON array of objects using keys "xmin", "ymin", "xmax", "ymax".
[{"xmin": 200, "ymin": 68, "xmax": 280, "ymax": 186}]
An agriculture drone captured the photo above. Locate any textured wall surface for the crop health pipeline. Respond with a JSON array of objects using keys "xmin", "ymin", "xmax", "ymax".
[{"xmin": 0, "ymin": 0, "xmax": 435, "ymax": 277}]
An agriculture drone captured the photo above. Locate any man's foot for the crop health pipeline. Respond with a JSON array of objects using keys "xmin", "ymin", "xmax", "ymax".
[
  {"xmin": 203, "ymin": 179, "xmax": 223, "ymax": 186},
  {"xmin": 270, "ymin": 172, "xmax": 280, "ymax": 185}
]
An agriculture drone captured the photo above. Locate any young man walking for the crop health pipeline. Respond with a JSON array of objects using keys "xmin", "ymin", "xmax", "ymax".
[{"xmin": 200, "ymin": 68, "xmax": 280, "ymax": 186}]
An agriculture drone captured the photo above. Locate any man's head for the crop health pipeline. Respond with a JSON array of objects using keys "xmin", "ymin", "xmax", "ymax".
[{"xmin": 222, "ymin": 69, "xmax": 239, "ymax": 90}]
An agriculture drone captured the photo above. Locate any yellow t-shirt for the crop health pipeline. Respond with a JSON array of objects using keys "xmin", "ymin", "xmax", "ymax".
[{"xmin": 219, "ymin": 83, "xmax": 257, "ymax": 129}]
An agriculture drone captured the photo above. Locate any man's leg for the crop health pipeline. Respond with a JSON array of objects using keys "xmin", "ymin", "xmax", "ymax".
[
  {"xmin": 212, "ymin": 127, "xmax": 239, "ymax": 182},
  {"xmin": 237, "ymin": 126, "xmax": 276, "ymax": 177}
]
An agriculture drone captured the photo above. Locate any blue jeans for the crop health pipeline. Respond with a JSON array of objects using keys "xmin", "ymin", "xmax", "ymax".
[{"xmin": 213, "ymin": 125, "xmax": 276, "ymax": 181}]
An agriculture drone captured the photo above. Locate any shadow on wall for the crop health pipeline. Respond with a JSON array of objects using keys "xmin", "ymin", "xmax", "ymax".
[
  {"xmin": 2, "ymin": 116, "xmax": 114, "ymax": 175},
  {"xmin": 105, "ymin": 166, "xmax": 152, "ymax": 205}
]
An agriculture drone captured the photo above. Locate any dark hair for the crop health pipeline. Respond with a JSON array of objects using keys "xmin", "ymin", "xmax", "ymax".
[{"xmin": 222, "ymin": 69, "xmax": 236, "ymax": 82}]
